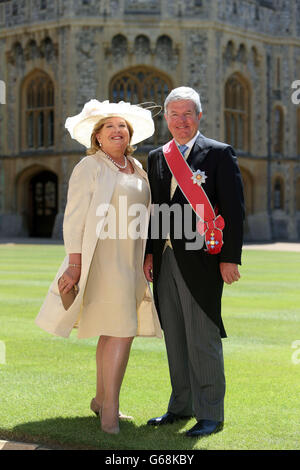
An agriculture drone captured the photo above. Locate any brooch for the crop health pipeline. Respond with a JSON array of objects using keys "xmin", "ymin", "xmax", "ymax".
[
  {"xmin": 191, "ymin": 170, "xmax": 207, "ymax": 186},
  {"xmin": 206, "ymin": 231, "xmax": 220, "ymax": 250}
]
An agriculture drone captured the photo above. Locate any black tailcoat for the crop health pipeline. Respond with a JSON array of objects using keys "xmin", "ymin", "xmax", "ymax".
[{"xmin": 146, "ymin": 133, "xmax": 245, "ymax": 338}]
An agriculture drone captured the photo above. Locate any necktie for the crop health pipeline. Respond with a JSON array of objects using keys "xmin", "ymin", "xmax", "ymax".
[
  {"xmin": 167, "ymin": 143, "xmax": 189, "ymax": 249},
  {"xmin": 178, "ymin": 144, "xmax": 189, "ymax": 157},
  {"xmin": 171, "ymin": 145, "xmax": 189, "ymax": 200}
]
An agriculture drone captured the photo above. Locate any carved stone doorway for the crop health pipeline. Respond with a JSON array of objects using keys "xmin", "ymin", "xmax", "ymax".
[{"xmin": 29, "ymin": 170, "xmax": 58, "ymax": 237}]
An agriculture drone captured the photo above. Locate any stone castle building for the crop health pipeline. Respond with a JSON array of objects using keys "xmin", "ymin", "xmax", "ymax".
[{"xmin": 0, "ymin": 0, "xmax": 300, "ymax": 240}]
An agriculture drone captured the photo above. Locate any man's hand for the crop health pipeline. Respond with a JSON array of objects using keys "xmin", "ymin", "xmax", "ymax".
[
  {"xmin": 144, "ymin": 254, "xmax": 153, "ymax": 282},
  {"xmin": 219, "ymin": 262, "xmax": 240, "ymax": 285}
]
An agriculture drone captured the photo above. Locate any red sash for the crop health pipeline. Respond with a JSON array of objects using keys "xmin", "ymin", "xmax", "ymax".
[{"xmin": 162, "ymin": 139, "xmax": 225, "ymax": 254}]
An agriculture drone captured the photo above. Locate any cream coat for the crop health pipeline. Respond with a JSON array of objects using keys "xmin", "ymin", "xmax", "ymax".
[{"xmin": 35, "ymin": 150, "xmax": 162, "ymax": 339}]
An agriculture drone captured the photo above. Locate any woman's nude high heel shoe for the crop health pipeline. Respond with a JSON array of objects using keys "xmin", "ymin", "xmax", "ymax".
[
  {"xmin": 90, "ymin": 398, "xmax": 101, "ymax": 416},
  {"xmin": 90, "ymin": 398, "xmax": 133, "ymax": 420}
]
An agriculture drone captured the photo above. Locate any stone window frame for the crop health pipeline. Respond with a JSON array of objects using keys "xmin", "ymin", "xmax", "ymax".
[
  {"xmin": 40, "ymin": 0, "xmax": 47, "ymax": 10},
  {"xmin": 275, "ymin": 56, "xmax": 281, "ymax": 91},
  {"xmin": 109, "ymin": 66, "xmax": 173, "ymax": 146},
  {"xmin": 224, "ymin": 72, "xmax": 250, "ymax": 152},
  {"xmin": 21, "ymin": 70, "xmax": 54, "ymax": 150},
  {"xmin": 272, "ymin": 176, "xmax": 285, "ymax": 211},
  {"xmin": 272, "ymin": 105, "xmax": 284, "ymax": 155}
]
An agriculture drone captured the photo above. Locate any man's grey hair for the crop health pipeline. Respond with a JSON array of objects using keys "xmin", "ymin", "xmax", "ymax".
[{"xmin": 164, "ymin": 87, "xmax": 202, "ymax": 114}]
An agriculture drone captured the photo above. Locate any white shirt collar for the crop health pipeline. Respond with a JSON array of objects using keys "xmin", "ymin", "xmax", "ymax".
[{"xmin": 175, "ymin": 130, "xmax": 200, "ymax": 150}]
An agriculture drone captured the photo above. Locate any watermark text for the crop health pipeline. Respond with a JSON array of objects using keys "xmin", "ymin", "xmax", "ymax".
[
  {"xmin": 95, "ymin": 198, "xmax": 205, "ymax": 251},
  {"xmin": 291, "ymin": 80, "xmax": 300, "ymax": 104},
  {"xmin": 291, "ymin": 340, "xmax": 300, "ymax": 365}
]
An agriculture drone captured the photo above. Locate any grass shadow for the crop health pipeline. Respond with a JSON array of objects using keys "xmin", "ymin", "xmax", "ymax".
[{"xmin": 5, "ymin": 415, "xmax": 203, "ymax": 450}]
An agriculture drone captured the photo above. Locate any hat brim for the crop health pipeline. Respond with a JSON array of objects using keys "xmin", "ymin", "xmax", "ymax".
[{"xmin": 72, "ymin": 112, "xmax": 155, "ymax": 148}]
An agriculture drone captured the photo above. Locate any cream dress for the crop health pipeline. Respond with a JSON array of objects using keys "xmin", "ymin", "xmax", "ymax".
[{"xmin": 78, "ymin": 168, "xmax": 150, "ymax": 338}]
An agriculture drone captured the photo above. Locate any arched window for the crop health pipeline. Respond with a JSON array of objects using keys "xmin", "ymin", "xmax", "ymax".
[
  {"xmin": 224, "ymin": 40, "xmax": 235, "ymax": 62},
  {"xmin": 225, "ymin": 73, "xmax": 250, "ymax": 151},
  {"xmin": 134, "ymin": 35, "xmax": 150, "ymax": 56},
  {"xmin": 273, "ymin": 177, "xmax": 284, "ymax": 210},
  {"xmin": 155, "ymin": 35, "xmax": 175, "ymax": 64},
  {"xmin": 273, "ymin": 106, "xmax": 284, "ymax": 154},
  {"xmin": 40, "ymin": 37, "xmax": 55, "ymax": 61},
  {"xmin": 23, "ymin": 71, "xmax": 54, "ymax": 150},
  {"xmin": 25, "ymin": 40, "xmax": 39, "ymax": 61},
  {"xmin": 156, "ymin": 35, "xmax": 173, "ymax": 57},
  {"xmin": 237, "ymin": 44, "xmax": 247, "ymax": 64},
  {"xmin": 251, "ymin": 46, "xmax": 259, "ymax": 67},
  {"xmin": 111, "ymin": 34, "xmax": 128, "ymax": 59},
  {"xmin": 12, "ymin": 41, "xmax": 23, "ymax": 59},
  {"xmin": 110, "ymin": 66, "xmax": 172, "ymax": 145}
]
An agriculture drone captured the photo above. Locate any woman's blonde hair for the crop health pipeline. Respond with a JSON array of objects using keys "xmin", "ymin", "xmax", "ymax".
[{"xmin": 86, "ymin": 116, "xmax": 135, "ymax": 156}]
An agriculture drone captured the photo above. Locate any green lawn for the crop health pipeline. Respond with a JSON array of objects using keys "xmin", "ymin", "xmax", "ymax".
[{"xmin": 0, "ymin": 243, "xmax": 299, "ymax": 450}]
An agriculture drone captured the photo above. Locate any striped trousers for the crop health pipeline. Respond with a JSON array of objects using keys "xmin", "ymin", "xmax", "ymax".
[{"xmin": 157, "ymin": 247, "xmax": 225, "ymax": 421}]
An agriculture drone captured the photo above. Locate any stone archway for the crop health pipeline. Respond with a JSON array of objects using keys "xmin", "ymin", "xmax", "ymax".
[
  {"xmin": 30, "ymin": 170, "xmax": 58, "ymax": 237},
  {"xmin": 16, "ymin": 165, "xmax": 58, "ymax": 237}
]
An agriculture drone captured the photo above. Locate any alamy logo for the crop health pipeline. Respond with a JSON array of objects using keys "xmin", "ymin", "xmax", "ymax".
[
  {"xmin": 0, "ymin": 80, "xmax": 5, "ymax": 104},
  {"xmin": 291, "ymin": 80, "xmax": 300, "ymax": 105},
  {"xmin": 291, "ymin": 340, "xmax": 300, "ymax": 365},
  {"xmin": 95, "ymin": 198, "xmax": 205, "ymax": 251}
]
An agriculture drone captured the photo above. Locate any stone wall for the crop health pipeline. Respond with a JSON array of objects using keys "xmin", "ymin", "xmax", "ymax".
[{"xmin": 0, "ymin": 0, "xmax": 299, "ymax": 240}]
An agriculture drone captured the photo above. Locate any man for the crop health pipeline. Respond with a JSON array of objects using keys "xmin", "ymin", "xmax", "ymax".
[{"xmin": 144, "ymin": 87, "xmax": 244, "ymax": 438}]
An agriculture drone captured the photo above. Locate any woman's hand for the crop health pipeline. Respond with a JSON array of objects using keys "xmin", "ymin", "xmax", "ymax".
[
  {"xmin": 58, "ymin": 266, "xmax": 81, "ymax": 294},
  {"xmin": 143, "ymin": 254, "xmax": 153, "ymax": 282}
]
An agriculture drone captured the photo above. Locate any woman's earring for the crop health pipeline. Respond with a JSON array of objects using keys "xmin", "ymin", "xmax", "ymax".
[{"xmin": 97, "ymin": 140, "xmax": 102, "ymax": 147}]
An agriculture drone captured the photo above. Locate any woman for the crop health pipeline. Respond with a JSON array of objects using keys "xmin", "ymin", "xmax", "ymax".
[{"xmin": 35, "ymin": 100, "xmax": 162, "ymax": 434}]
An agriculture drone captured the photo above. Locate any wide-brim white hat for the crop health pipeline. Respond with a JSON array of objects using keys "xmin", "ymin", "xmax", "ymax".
[{"xmin": 65, "ymin": 99, "xmax": 155, "ymax": 147}]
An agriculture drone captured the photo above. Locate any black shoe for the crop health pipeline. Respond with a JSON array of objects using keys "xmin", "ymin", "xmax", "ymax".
[
  {"xmin": 186, "ymin": 419, "xmax": 224, "ymax": 438},
  {"xmin": 147, "ymin": 412, "xmax": 193, "ymax": 426}
]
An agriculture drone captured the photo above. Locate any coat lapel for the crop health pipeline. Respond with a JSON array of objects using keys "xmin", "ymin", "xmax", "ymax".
[
  {"xmin": 159, "ymin": 149, "xmax": 172, "ymax": 203},
  {"xmin": 186, "ymin": 133, "xmax": 212, "ymax": 171}
]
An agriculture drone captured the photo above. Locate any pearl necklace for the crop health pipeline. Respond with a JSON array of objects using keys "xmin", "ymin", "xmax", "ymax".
[{"xmin": 103, "ymin": 151, "xmax": 128, "ymax": 169}]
